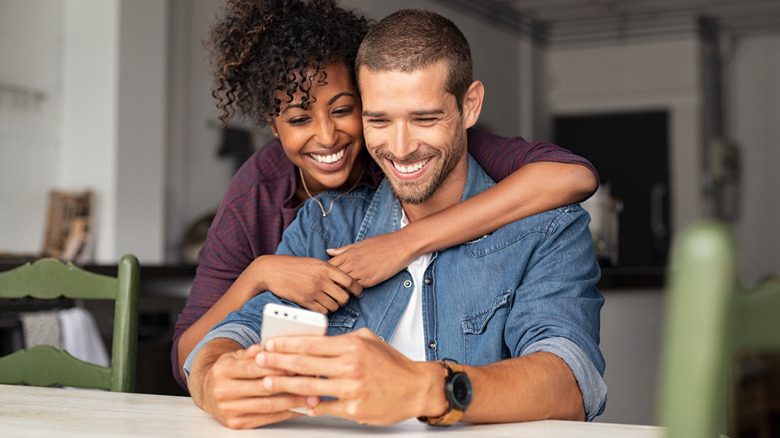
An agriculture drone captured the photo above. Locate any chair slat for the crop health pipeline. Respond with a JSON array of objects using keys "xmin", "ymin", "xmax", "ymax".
[{"xmin": 0, "ymin": 345, "xmax": 112, "ymax": 389}]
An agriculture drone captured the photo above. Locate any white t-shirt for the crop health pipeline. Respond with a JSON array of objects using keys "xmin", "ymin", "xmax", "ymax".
[{"xmin": 387, "ymin": 210, "xmax": 431, "ymax": 362}]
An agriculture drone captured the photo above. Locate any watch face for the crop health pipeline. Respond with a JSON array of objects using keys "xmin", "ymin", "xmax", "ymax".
[{"xmin": 450, "ymin": 372, "xmax": 473, "ymax": 410}]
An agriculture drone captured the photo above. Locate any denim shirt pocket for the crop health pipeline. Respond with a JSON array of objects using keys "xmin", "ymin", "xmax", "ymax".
[
  {"xmin": 327, "ymin": 306, "xmax": 359, "ymax": 336},
  {"xmin": 461, "ymin": 290, "xmax": 512, "ymax": 365}
]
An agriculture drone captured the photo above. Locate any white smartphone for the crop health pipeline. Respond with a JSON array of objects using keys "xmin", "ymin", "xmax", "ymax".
[
  {"xmin": 261, "ymin": 303, "xmax": 328, "ymax": 350},
  {"xmin": 261, "ymin": 303, "xmax": 328, "ymax": 414}
]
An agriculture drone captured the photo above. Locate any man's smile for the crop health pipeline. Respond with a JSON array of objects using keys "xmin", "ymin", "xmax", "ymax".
[{"xmin": 392, "ymin": 157, "xmax": 431, "ymax": 174}]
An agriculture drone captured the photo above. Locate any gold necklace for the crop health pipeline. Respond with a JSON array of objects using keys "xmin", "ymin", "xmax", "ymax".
[{"xmin": 298, "ymin": 167, "xmax": 365, "ymax": 217}]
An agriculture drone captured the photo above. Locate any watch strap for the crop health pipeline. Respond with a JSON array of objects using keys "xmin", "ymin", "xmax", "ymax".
[{"xmin": 418, "ymin": 360, "xmax": 466, "ymax": 427}]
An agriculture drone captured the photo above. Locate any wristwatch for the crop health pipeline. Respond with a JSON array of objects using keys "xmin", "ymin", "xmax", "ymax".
[{"xmin": 418, "ymin": 359, "xmax": 472, "ymax": 426}]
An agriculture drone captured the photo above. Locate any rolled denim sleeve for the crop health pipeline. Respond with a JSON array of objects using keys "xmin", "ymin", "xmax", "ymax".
[
  {"xmin": 504, "ymin": 205, "xmax": 607, "ymax": 418},
  {"xmin": 182, "ymin": 322, "xmax": 261, "ymax": 384},
  {"xmin": 522, "ymin": 337, "xmax": 608, "ymax": 421}
]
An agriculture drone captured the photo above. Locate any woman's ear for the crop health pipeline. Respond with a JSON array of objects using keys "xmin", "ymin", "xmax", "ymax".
[
  {"xmin": 461, "ymin": 81, "xmax": 484, "ymax": 129},
  {"xmin": 269, "ymin": 119, "xmax": 279, "ymax": 138}
]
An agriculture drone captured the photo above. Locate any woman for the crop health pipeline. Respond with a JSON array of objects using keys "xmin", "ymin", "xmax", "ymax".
[{"xmin": 172, "ymin": 0, "xmax": 599, "ymax": 389}]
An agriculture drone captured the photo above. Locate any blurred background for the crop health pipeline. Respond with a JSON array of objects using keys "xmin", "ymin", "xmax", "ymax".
[{"xmin": 1, "ymin": 0, "xmax": 779, "ymax": 430}]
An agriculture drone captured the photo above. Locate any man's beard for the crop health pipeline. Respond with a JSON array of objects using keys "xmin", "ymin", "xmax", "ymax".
[{"xmin": 374, "ymin": 124, "xmax": 467, "ymax": 205}]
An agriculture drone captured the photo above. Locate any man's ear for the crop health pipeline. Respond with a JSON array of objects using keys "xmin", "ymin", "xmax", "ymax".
[{"xmin": 461, "ymin": 81, "xmax": 484, "ymax": 129}]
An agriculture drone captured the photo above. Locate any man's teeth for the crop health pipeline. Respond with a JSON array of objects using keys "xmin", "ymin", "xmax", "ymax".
[
  {"xmin": 311, "ymin": 148, "xmax": 345, "ymax": 164},
  {"xmin": 393, "ymin": 158, "xmax": 429, "ymax": 173}
]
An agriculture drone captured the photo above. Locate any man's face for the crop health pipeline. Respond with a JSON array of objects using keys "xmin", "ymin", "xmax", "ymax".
[{"xmin": 358, "ymin": 61, "xmax": 468, "ymax": 205}]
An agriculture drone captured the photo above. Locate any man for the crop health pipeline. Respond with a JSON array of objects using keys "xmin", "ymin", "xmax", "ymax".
[{"xmin": 185, "ymin": 9, "xmax": 606, "ymax": 429}]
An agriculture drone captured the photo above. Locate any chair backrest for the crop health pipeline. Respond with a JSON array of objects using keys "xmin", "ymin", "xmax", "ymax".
[
  {"xmin": 0, "ymin": 255, "xmax": 139, "ymax": 392},
  {"xmin": 659, "ymin": 221, "xmax": 780, "ymax": 438}
]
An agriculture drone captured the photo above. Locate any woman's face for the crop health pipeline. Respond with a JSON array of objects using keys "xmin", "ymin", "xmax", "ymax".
[{"xmin": 271, "ymin": 62, "xmax": 364, "ymax": 195}]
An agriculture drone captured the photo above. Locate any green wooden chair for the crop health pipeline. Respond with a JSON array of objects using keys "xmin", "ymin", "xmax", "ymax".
[
  {"xmin": 0, "ymin": 255, "xmax": 139, "ymax": 392},
  {"xmin": 659, "ymin": 221, "xmax": 780, "ymax": 438}
]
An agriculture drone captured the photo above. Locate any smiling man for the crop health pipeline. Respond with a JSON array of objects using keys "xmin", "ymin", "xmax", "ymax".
[{"xmin": 185, "ymin": 9, "xmax": 606, "ymax": 429}]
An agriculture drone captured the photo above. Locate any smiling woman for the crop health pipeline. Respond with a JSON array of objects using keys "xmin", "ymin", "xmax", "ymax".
[
  {"xmin": 171, "ymin": 0, "xmax": 600, "ymax": 392},
  {"xmin": 269, "ymin": 62, "xmax": 366, "ymax": 196}
]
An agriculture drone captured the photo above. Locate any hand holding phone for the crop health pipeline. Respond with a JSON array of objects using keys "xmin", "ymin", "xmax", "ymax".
[{"xmin": 261, "ymin": 303, "xmax": 328, "ymax": 414}]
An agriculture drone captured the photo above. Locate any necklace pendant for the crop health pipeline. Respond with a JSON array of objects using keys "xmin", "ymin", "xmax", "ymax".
[{"xmin": 322, "ymin": 212, "xmax": 327, "ymax": 217}]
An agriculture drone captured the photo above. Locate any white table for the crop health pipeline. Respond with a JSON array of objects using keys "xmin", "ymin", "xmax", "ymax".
[{"xmin": 0, "ymin": 384, "xmax": 665, "ymax": 437}]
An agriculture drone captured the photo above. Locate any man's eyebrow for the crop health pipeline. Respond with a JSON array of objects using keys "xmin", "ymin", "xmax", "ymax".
[
  {"xmin": 411, "ymin": 109, "xmax": 445, "ymax": 116},
  {"xmin": 362, "ymin": 109, "xmax": 446, "ymax": 118},
  {"xmin": 362, "ymin": 110, "xmax": 385, "ymax": 118}
]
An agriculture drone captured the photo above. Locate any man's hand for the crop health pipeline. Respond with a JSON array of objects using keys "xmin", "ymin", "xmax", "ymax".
[
  {"xmin": 250, "ymin": 255, "xmax": 362, "ymax": 313},
  {"xmin": 327, "ymin": 231, "xmax": 418, "ymax": 288},
  {"xmin": 255, "ymin": 328, "xmax": 447, "ymax": 425},
  {"xmin": 189, "ymin": 339, "xmax": 319, "ymax": 429}
]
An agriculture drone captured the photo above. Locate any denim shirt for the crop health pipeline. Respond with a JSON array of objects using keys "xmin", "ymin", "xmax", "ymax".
[{"xmin": 185, "ymin": 154, "xmax": 607, "ymax": 420}]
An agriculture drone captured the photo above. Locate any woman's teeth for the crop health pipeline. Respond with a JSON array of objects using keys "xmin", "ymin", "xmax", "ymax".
[
  {"xmin": 393, "ymin": 158, "xmax": 430, "ymax": 173},
  {"xmin": 311, "ymin": 148, "xmax": 345, "ymax": 164}
]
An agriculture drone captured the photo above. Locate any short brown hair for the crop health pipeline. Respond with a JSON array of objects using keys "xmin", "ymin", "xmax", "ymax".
[{"xmin": 356, "ymin": 9, "xmax": 473, "ymax": 111}]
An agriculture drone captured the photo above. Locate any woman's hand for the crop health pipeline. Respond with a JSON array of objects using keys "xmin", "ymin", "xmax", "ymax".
[
  {"xmin": 249, "ymin": 255, "xmax": 362, "ymax": 314},
  {"xmin": 327, "ymin": 230, "xmax": 418, "ymax": 288}
]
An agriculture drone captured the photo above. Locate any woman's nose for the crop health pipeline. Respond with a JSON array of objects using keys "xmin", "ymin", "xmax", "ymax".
[{"xmin": 314, "ymin": 117, "xmax": 337, "ymax": 148}]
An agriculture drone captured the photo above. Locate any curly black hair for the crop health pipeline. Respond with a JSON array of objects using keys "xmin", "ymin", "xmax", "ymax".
[{"xmin": 208, "ymin": 0, "xmax": 373, "ymax": 125}]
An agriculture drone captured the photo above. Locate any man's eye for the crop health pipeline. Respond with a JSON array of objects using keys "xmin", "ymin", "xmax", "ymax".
[
  {"xmin": 367, "ymin": 118, "xmax": 388, "ymax": 125},
  {"xmin": 417, "ymin": 118, "xmax": 437, "ymax": 124}
]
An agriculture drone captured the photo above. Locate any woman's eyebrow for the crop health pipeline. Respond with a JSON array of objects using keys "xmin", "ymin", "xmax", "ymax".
[
  {"xmin": 328, "ymin": 92, "xmax": 355, "ymax": 105},
  {"xmin": 281, "ymin": 92, "xmax": 355, "ymax": 114}
]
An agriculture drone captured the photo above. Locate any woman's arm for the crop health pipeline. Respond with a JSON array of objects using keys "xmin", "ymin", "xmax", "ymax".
[{"xmin": 328, "ymin": 160, "xmax": 597, "ymax": 288}]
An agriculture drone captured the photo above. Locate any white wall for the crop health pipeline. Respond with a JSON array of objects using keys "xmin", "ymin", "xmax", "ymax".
[
  {"xmin": 0, "ymin": 0, "xmax": 61, "ymax": 256},
  {"xmin": 115, "ymin": 0, "xmax": 168, "ymax": 263},
  {"xmin": 599, "ymin": 288, "xmax": 666, "ymax": 426},
  {"xmin": 59, "ymin": 0, "xmax": 121, "ymax": 262},
  {"xmin": 0, "ymin": 0, "xmax": 167, "ymax": 264},
  {"xmin": 730, "ymin": 35, "xmax": 780, "ymax": 285}
]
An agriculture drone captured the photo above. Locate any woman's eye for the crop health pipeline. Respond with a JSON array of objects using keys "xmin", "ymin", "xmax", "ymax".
[
  {"xmin": 287, "ymin": 117, "xmax": 309, "ymax": 126},
  {"xmin": 333, "ymin": 106, "xmax": 354, "ymax": 116}
]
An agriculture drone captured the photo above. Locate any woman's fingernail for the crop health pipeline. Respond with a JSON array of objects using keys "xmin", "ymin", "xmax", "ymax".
[{"xmin": 255, "ymin": 353, "xmax": 266, "ymax": 366}]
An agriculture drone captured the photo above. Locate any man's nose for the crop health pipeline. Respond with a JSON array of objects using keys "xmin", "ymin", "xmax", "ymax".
[
  {"xmin": 388, "ymin": 124, "xmax": 415, "ymax": 159},
  {"xmin": 314, "ymin": 117, "xmax": 337, "ymax": 148}
]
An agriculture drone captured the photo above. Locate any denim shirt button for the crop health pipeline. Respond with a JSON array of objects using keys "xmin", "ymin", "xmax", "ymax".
[
  {"xmin": 427, "ymin": 341, "xmax": 436, "ymax": 350},
  {"xmin": 403, "ymin": 280, "xmax": 412, "ymax": 288},
  {"xmin": 424, "ymin": 277, "xmax": 433, "ymax": 286}
]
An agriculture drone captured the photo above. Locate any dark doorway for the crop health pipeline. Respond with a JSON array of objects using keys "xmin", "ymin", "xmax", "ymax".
[{"xmin": 554, "ymin": 110, "xmax": 671, "ymax": 268}]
